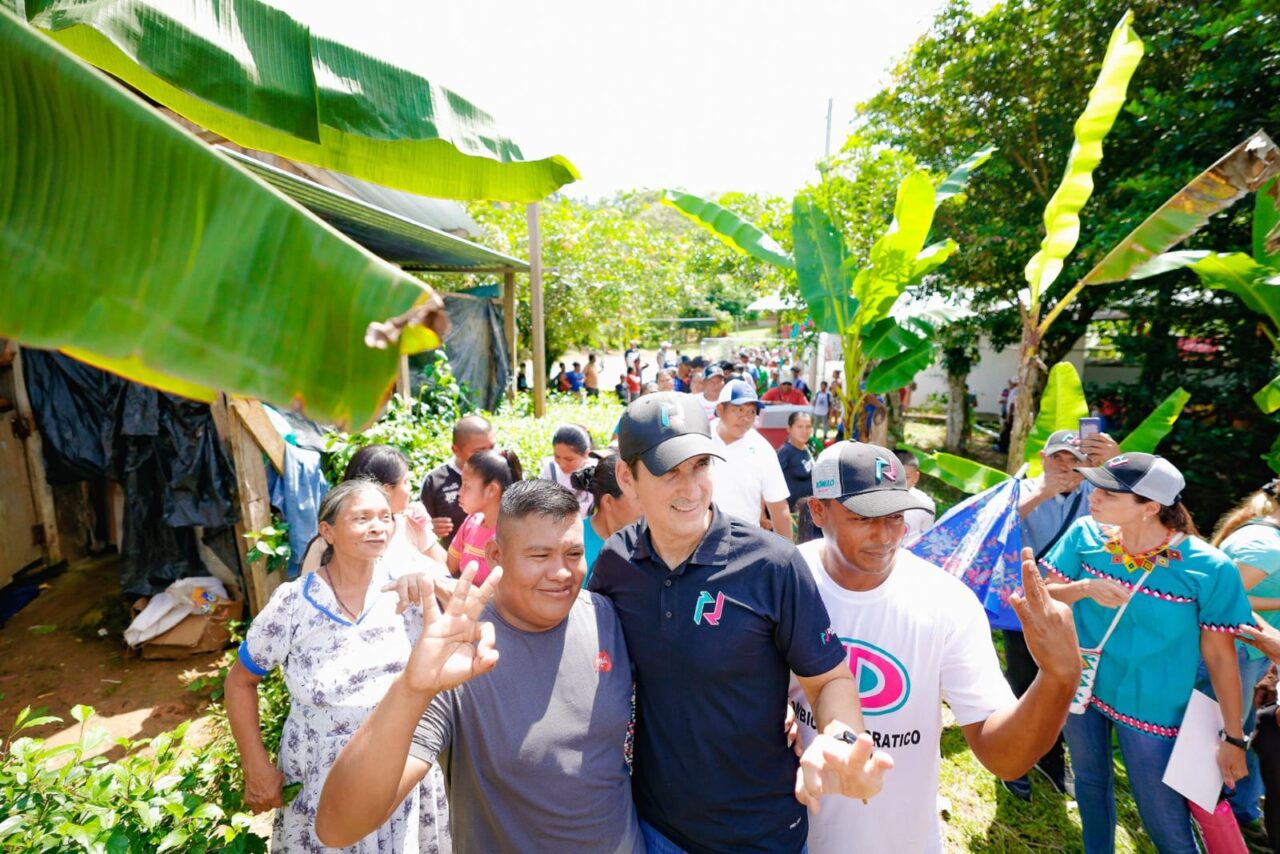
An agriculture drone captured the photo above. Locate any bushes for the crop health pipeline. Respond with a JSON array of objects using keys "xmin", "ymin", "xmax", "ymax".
[{"xmin": 0, "ymin": 705, "xmax": 265, "ymax": 853}]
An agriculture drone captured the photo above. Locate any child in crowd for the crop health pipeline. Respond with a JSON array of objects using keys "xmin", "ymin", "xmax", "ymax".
[
  {"xmin": 448, "ymin": 449, "xmax": 523, "ymax": 583},
  {"xmin": 571, "ymin": 450, "xmax": 644, "ymax": 583},
  {"xmin": 539, "ymin": 424, "xmax": 596, "ymax": 516}
]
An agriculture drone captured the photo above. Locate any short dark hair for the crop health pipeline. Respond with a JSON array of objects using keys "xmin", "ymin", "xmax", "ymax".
[
  {"xmin": 498, "ymin": 479, "xmax": 580, "ymax": 539},
  {"xmin": 787, "ymin": 411, "xmax": 812, "ymax": 428},
  {"xmin": 552, "ymin": 424, "xmax": 592, "ymax": 455},
  {"xmin": 1135, "ymin": 496, "xmax": 1199, "ymax": 536},
  {"xmin": 452, "ymin": 414, "xmax": 492, "ymax": 445},
  {"xmin": 893, "ymin": 449, "xmax": 920, "ymax": 470},
  {"xmin": 342, "ymin": 444, "xmax": 409, "ymax": 487},
  {"xmin": 465, "ymin": 448, "xmax": 523, "ymax": 489}
]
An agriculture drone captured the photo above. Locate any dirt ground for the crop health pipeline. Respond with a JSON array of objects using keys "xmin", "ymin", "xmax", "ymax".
[{"xmin": 0, "ymin": 554, "xmax": 224, "ymax": 752}]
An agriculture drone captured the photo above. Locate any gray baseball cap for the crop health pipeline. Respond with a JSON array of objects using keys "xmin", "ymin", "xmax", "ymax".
[
  {"xmin": 1077, "ymin": 453, "xmax": 1185, "ymax": 506},
  {"xmin": 1043, "ymin": 429, "xmax": 1088, "ymax": 461},
  {"xmin": 811, "ymin": 441, "xmax": 933, "ymax": 517},
  {"xmin": 617, "ymin": 392, "xmax": 724, "ymax": 476}
]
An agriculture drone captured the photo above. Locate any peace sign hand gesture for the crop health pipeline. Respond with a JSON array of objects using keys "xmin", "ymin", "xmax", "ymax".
[{"xmin": 403, "ymin": 561, "xmax": 503, "ymax": 696}]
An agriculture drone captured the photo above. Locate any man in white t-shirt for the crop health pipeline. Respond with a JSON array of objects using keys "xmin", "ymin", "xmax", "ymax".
[
  {"xmin": 789, "ymin": 441, "xmax": 1080, "ymax": 853},
  {"xmin": 710, "ymin": 379, "xmax": 793, "ymax": 541}
]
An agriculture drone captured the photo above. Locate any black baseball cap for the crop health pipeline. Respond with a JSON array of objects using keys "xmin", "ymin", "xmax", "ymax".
[
  {"xmin": 811, "ymin": 441, "xmax": 933, "ymax": 517},
  {"xmin": 1077, "ymin": 453, "xmax": 1185, "ymax": 506},
  {"xmin": 618, "ymin": 392, "xmax": 724, "ymax": 476}
]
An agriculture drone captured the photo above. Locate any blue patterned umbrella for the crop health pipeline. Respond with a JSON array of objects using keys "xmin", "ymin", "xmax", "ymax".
[{"xmin": 907, "ymin": 477, "xmax": 1025, "ymax": 630}]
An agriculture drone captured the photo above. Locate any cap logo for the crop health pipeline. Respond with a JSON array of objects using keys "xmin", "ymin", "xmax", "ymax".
[
  {"xmin": 1107, "ymin": 456, "xmax": 1129, "ymax": 469},
  {"xmin": 875, "ymin": 457, "xmax": 897, "ymax": 484},
  {"xmin": 659, "ymin": 405, "xmax": 670, "ymax": 428}
]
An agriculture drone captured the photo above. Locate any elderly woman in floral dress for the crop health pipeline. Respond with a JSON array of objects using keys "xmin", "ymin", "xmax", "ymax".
[{"xmin": 225, "ymin": 480, "xmax": 442, "ymax": 852}]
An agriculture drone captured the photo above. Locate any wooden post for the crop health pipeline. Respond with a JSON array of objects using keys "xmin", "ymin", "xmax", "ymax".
[
  {"xmin": 503, "ymin": 271, "xmax": 517, "ymax": 401},
  {"xmin": 211, "ymin": 394, "xmax": 280, "ymax": 615},
  {"xmin": 397, "ymin": 355, "xmax": 411, "ymax": 400},
  {"xmin": 9, "ymin": 348, "xmax": 62, "ymax": 565},
  {"xmin": 527, "ymin": 203, "xmax": 547, "ymax": 418}
]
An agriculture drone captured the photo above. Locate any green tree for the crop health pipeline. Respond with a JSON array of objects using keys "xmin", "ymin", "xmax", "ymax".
[{"xmin": 855, "ymin": 0, "xmax": 1280, "ymax": 466}]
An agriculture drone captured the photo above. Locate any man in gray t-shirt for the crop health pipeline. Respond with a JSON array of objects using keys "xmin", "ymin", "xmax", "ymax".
[
  {"xmin": 316, "ymin": 481, "xmax": 644, "ymax": 853},
  {"xmin": 409, "ymin": 594, "xmax": 637, "ymax": 852}
]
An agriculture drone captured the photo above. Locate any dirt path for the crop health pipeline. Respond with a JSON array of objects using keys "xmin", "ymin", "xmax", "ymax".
[{"xmin": 0, "ymin": 555, "xmax": 224, "ymax": 751}]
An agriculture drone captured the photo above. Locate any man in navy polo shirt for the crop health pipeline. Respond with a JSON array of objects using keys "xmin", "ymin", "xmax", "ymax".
[{"xmin": 590, "ymin": 392, "xmax": 893, "ymax": 853}]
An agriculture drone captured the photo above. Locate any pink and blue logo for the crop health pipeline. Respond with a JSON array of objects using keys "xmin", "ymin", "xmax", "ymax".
[
  {"xmin": 874, "ymin": 457, "xmax": 898, "ymax": 484},
  {"xmin": 843, "ymin": 638, "xmax": 911, "ymax": 715},
  {"xmin": 694, "ymin": 591, "xmax": 725, "ymax": 625}
]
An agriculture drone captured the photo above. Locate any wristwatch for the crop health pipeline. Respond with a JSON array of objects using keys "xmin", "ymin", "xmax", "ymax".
[{"xmin": 1219, "ymin": 729, "xmax": 1250, "ymax": 750}]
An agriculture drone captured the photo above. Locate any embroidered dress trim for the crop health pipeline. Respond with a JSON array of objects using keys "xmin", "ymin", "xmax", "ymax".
[
  {"xmin": 1078, "ymin": 564, "xmax": 1195, "ymax": 603},
  {"xmin": 1089, "ymin": 695, "xmax": 1180, "ymax": 739},
  {"xmin": 1102, "ymin": 527, "xmax": 1181, "ymax": 574},
  {"xmin": 1040, "ymin": 560, "xmax": 1069, "ymax": 582},
  {"xmin": 1201, "ymin": 622, "xmax": 1245, "ymax": 634}
]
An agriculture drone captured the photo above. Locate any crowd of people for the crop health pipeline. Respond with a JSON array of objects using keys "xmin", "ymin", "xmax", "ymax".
[{"xmin": 224, "ymin": 349, "xmax": 1280, "ymax": 854}]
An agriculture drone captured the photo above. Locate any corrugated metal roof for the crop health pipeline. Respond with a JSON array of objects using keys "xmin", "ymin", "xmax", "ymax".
[{"xmin": 222, "ymin": 149, "xmax": 528, "ymax": 273}]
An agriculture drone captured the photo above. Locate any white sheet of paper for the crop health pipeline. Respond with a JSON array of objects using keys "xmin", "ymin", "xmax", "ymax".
[{"xmin": 1162, "ymin": 689, "xmax": 1224, "ymax": 813}]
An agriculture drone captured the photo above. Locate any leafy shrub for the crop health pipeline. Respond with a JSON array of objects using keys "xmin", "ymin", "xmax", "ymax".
[{"xmin": 0, "ymin": 705, "xmax": 265, "ymax": 853}]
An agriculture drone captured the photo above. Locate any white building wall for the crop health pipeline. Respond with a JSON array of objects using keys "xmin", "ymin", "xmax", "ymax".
[{"xmin": 909, "ymin": 334, "xmax": 1088, "ymax": 415}]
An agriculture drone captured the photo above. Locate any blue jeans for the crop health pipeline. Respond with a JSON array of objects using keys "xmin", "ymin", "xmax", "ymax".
[
  {"xmin": 638, "ymin": 818, "xmax": 806, "ymax": 854},
  {"xmin": 1195, "ymin": 646, "xmax": 1271, "ymax": 823},
  {"xmin": 1064, "ymin": 706, "xmax": 1197, "ymax": 853}
]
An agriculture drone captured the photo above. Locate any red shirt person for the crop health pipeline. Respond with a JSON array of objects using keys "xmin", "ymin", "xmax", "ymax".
[{"xmin": 761, "ymin": 380, "xmax": 809, "ymax": 406}]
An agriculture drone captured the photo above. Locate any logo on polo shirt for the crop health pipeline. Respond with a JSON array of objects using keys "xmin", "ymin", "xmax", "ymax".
[
  {"xmin": 693, "ymin": 590, "xmax": 725, "ymax": 626},
  {"xmin": 594, "ymin": 651, "xmax": 612, "ymax": 673},
  {"xmin": 820, "ymin": 626, "xmax": 837, "ymax": 645},
  {"xmin": 843, "ymin": 638, "xmax": 911, "ymax": 716}
]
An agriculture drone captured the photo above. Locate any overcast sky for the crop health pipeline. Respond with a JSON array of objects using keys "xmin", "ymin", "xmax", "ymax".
[{"xmin": 285, "ymin": 1, "xmax": 993, "ymax": 199}]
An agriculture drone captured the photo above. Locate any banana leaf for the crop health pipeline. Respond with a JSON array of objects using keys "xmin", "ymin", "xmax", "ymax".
[
  {"xmin": 1118, "ymin": 388, "xmax": 1189, "ymax": 453},
  {"xmin": 792, "ymin": 196, "xmax": 856, "ymax": 335},
  {"xmin": 862, "ymin": 317, "xmax": 927, "ymax": 361},
  {"xmin": 911, "ymin": 239, "xmax": 958, "ymax": 281},
  {"xmin": 858, "ymin": 172, "xmax": 938, "ymax": 323},
  {"xmin": 1082, "ymin": 132, "xmax": 1280, "ymax": 286},
  {"xmin": 1255, "ymin": 376, "xmax": 1280, "ymax": 415},
  {"xmin": 934, "ymin": 146, "xmax": 997, "ymax": 204},
  {"xmin": 1, "ymin": 7, "xmax": 438, "ymax": 429},
  {"xmin": 1133, "ymin": 251, "xmax": 1279, "ymax": 327},
  {"xmin": 1024, "ymin": 362, "xmax": 1090, "ymax": 476},
  {"xmin": 907, "ymin": 446, "xmax": 1011, "ymax": 494},
  {"xmin": 865, "ymin": 340, "xmax": 935, "ymax": 394},
  {"xmin": 662, "ymin": 190, "xmax": 794, "ymax": 270},
  {"xmin": 1024, "ymin": 12, "xmax": 1143, "ymax": 306},
  {"xmin": 14, "ymin": 0, "xmax": 578, "ymax": 202}
]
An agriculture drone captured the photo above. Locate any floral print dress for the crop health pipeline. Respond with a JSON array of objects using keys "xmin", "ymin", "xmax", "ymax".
[{"xmin": 239, "ymin": 566, "xmax": 451, "ymax": 853}]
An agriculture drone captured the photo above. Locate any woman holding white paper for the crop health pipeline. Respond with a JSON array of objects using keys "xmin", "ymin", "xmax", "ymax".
[{"xmin": 1044, "ymin": 453, "xmax": 1252, "ymax": 854}]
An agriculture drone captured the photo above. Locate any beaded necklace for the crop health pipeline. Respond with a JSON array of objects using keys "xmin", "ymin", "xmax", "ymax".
[{"xmin": 1102, "ymin": 527, "xmax": 1182, "ymax": 574}]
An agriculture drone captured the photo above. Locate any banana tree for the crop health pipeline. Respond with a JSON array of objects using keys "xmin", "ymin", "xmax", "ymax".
[
  {"xmin": 1, "ymin": 6, "xmax": 444, "ymax": 429},
  {"xmin": 664, "ymin": 146, "xmax": 992, "ymax": 435},
  {"xmin": 8, "ymin": 0, "xmax": 578, "ymax": 201},
  {"xmin": 1004, "ymin": 11, "xmax": 1146, "ymax": 472}
]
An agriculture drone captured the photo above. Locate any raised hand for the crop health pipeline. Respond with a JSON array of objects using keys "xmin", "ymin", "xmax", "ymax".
[
  {"xmin": 1010, "ymin": 547, "xmax": 1081, "ymax": 685},
  {"xmin": 402, "ymin": 561, "xmax": 503, "ymax": 696},
  {"xmin": 1080, "ymin": 432, "xmax": 1120, "ymax": 467},
  {"xmin": 795, "ymin": 731, "xmax": 894, "ymax": 813}
]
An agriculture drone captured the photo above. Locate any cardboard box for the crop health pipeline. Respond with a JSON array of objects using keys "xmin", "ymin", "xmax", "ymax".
[{"xmin": 129, "ymin": 582, "xmax": 243, "ymax": 660}]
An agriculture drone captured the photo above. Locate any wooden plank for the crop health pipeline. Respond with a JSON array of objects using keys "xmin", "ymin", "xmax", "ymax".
[
  {"xmin": 212, "ymin": 394, "xmax": 279, "ymax": 615},
  {"xmin": 227, "ymin": 397, "xmax": 285, "ymax": 474},
  {"xmin": 503, "ymin": 271, "xmax": 517, "ymax": 401},
  {"xmin": 9, "ymin": 347, "xmax": 62, "ymax": 565}
]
